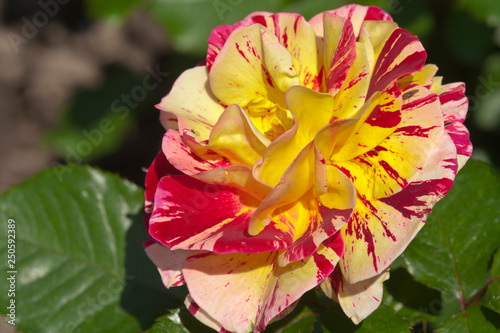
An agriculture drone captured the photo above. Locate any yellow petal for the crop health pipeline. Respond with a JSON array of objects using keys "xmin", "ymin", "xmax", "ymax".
[
  {"xmin": 249, "ymin": 142, "xmax": 316, "ymax": 236},
  {"xmin": 209, "ymin": 24, "xmax": 300, "ymax": 139},
  {"xmin": 398, "ymin": 63, "xmax": 438, "ymax": 91},
  {"xmin": 209, "ymin": 104, "xmax": 270, "ymax": 167},
  {"xmin": 254, "ymin": 86, "xmax": 334, "ymax": 187},
  {"xmin": 157, "ymin": 66, "xmax": 224, "ymax": 141}
]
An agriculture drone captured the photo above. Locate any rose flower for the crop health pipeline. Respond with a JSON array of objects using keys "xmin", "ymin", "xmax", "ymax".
[{"xmin": 143, "ymin": 4, "xmax": 471, "ymax": 333}]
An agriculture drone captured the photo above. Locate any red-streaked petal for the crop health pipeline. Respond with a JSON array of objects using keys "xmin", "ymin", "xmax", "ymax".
[
  {"xmin": 331, "ymin": 42, "xmax": 371, "ymax": 121},
  {"xmin": 207, "ymin": 24, "xmax": 235, "ymax": 72},
  {"xmin": 435, "ymin": 82, "xmax": 469, "ymax": 124},
  {"xmin": 309, "ymin": 5, "xmax": 393, "ymax": 38},
  {"xmin": 259, "ymin": 13, "xmax": 324, "ymax": 91},
  {"xmin": 315, "ymin": 92, "xmax": 382, "ymax": 162},
  {"xmin": 340, "ymin": 133, "xmax": 458, "ymax": 283},
  {"xmin": 332, "ymin": 81, "xmax": 402, "ymax": 162},
  {"xmin": 321, "ymin": 267, "xmax": 390, "ymax": 324},
  {"xmin": 445, "ymin": 122, "xmax": 472, "ymax": 170},
  {"xmin": 144, "ymin": 241, "xmax": 193, "ymax": 288},
  {"xmin": 368, "ymin": 28, "xmax": 426, "ymax": 96},
  {"xmin": 185, "ymin": 294, "xmax": 227, "ymax": 333},
  {"xmin": 209, "ymin": 24, "xmax": 300, "ymax": 139},
  {"xmin": 149, "ymin": 175, "xmax": 292, "ymax": 254},
  {"xmin": 335, "ymin": 86, "xmax": 443, "ymax": 200},
  {"xmin": 277, "ymin": 165, "xmax": 356, "ymax": 266},
  {"xmin": 323, "ymin": 13, "xmax": 357, "ymax": 96},
  {"xmin": 192, "ymin": 165, "xmax": 272, "ymax": 202},
  {"xmin": 363, "ymin": 20, "xmax": 398, "ymax": 62},
  {"xmin": 145, "ymin": 150, "xmax": 178, "ymax": 213},
  {"xmin": 277, "ymin": 168, "xmax": 354, "ymax": 266},
  {"xmin": 182, "ymin": 234, "xmax": 342, "ymax": 333},
  {"xmin": 162, "ymin": 130, "xmax": 229, "ymax": 176},
  {"xmin": 208, "ymin": 12, "xmax": 323, "ymax": 93},
  {"xmin": 397, "ymin": 64, "xmax": 438, "ymax": 91}
]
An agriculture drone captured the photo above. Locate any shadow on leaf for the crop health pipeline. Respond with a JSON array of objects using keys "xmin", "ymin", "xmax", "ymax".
[{"xmin": 120, "ymin": 211, "xmax": 188, "ymax": 330}]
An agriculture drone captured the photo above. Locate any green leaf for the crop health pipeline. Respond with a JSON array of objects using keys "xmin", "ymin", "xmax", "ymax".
[
  {"xmin": 146, "ymin": 309, "xmax": 190, "ymax": 333},
  {"xmin": 436, "ymin": 304, "xmax": 499, "ymax": 333},
  {"xmin": 383, "ymin": 267, "xmax": 441, "ymax": 326},
  {"xmin": 0, "ymin": 166, "xmax": 183, "ymax": 332},
  {"xmin": 320, "ymin": 304, "xmax": 410, "ymax": 333},
  {"xmin": 403, "ymin": 160, "xmax": 500, "ymax": 326},
  {"xmin": 272, "ymin": 307, "xmax": 320, "ymax": 333},
  {"xmin": 280, "ymin": 314, "xmax": 318, "ymax": 333},
  {"xmin": 484, "ymin": 250, "xmax": 500, "ymax": 313},
  {"xmin": 404, "ymin": 161, "xmax": 500, "ymax": 300}
]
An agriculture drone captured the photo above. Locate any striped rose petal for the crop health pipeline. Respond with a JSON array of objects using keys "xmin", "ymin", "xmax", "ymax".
[
  {"xmin": 144, "ymin": 150, "xmax": 178, "ymax": 213},
  {"xmin": 149, "ymin": 174, "xmax": 292, "ymax": 254},
  {"xmin": 145, "ymin": 4, "xmax": 471, "ymax": 331},
  {"xmin": 208, "ymin": 13, "xmax": 323, "ymax": 91},
  {"xmin": 209, "ymin": 24, "xmax": 299, "ymax": 140},
  {"xmin": 323, "ymin": 13, "xmax": 357, "ymax": 97},
  {"xmin": 162, "ymin": 129, "xmax": 230, "ymax": 176},
  {"xmin": 321, "ymin": 267, "xmax": 390, "ymax": 324},
  {"xmin": 369, "ymin": 28, "xmax": 427, "ymax": 97},
  {"xmin": 335, "ymin": 85, "xmax": 444, "ymax": 200},
  {"xmin": 340, "ymin": 133, "xmax": 458, "ymax": 283},
  {"xmin": 183, "ymin": 232, "xmax": 343, "ymax": 333},
  {"xmin": 445, "ymin": 122, "xmax": 472, "ymax": 170},
  {"xmin": 309, "ymin": 5, "xmax": 393, "ymax": 38}
]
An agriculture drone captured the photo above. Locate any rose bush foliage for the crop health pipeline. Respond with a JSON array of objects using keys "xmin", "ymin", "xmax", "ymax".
[{"xmin": 143, "ymin": 4, "xmax": 472, "ymax": 333}]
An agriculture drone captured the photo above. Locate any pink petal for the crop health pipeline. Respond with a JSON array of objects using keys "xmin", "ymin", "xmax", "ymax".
[
  {"xmin": 438, "ymin": 82, "xmax": 469, "ymax": 124},
  {"xmin": 445, "ymin": 122, "xmax": 472, "ymax": 170},
  {"xmin": 162, "ymin": 130, "xmax": 229, "ymax": 176}
]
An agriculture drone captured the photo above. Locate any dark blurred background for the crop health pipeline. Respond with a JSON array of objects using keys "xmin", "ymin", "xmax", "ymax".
[{"xmin": 1, "ymin": 0, "xmax": 499, "ymax": 194}]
